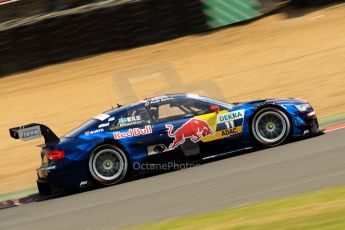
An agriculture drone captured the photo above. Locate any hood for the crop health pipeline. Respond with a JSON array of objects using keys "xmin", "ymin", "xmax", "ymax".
[{"xmin": 236, "ymin": 98, "xmax": 308, "ymax": 107}]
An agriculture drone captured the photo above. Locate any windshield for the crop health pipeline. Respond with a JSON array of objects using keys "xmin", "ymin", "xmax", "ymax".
[
  {"xmin": 64, "ymin": 119, "xmax": 98, "ymax": 137},
  {"xmin": 200, "ymin": 96, "xmax": 234, "ymax": 108}
]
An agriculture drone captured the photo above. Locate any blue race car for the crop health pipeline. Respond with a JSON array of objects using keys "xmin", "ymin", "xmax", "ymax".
[{"xmin": 9, "ymin": 94, "xmax": 320, "ymax": 194}]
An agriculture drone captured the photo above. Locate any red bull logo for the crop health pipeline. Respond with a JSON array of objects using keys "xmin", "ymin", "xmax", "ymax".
[
  {"xmin": 113, "ymin": 125, "xmax": 152, "ymax": 139},
  {"xmin": 166, "ymin": 118, "xmax": 214, "ymax": 150}
]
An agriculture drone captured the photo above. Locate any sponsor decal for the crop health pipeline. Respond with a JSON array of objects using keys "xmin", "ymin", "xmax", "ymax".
[
  {"xmin": 41, "ymin": 165, "xmax": 56, "ymax": 171},
  {"xmin": 98, "ymin": 122, "xmax": 110, "ymax": 128},
  {"xmin": 85, "ymin": 128, "xmax": 104, "ymax": 136},
  {"xmin": 118, "ymin": 115, "xmax": 142, "ymax": 127},
  {"xmin": 113, "ymin": 125, "xmax": 152, "ymax": 139},
  {"xmin": 163, "ymin": 109, "xmax": 245, "ymax": 148},
  {"xmin": 18, "ymin": 125, "xmax": 42, "ymax": 141},
  {"xmin": 119, "ymin": 115, "xmax": 140, "ymax": 124},
  {"xmin": 108, "ymin": 116, "xmax": 115, "ymax": 122},
  {"xmin": 80, "ymin": 181, "xmax": 89, "ymax": 187},
  {"xmin": 119, "ymin": 120, "xmax": 142, "ymax": 127},
  {"xmin": 221, "ymin": 126, "xmax": 243, "ymax": 137},
  {"xmin": 217, "ymin": 109, "xmax": 244, "ymax": 123},
  {"xmin": 180, "ymin": 109, "xmax": 245, "ymax": 143},
  {"xmin": 90, "ymin": 129, "xmax": 104, "ymax": 134},
  {"xmin": 145, "ymin": 96, "xmax": 173, "ymax": 106},
  {"xmin": 166, "ymin": 118, "xmax": 214, "ymax": 150},
  {"xmin": 216, "ymin": 109, "xmax": 245, "ymax": 131},
  {"xmin": 93, "ymin": 113, "xmax": 110, "ymax": 121}
]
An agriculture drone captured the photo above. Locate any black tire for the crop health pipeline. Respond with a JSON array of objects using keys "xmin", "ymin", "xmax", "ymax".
[
  {"xmin": 251, "ymin": 107, "xmax": 291, "ymax": 147},
  {"xmin": 89, "ymin": 144, "xmax": 128, "ymax": 185}
]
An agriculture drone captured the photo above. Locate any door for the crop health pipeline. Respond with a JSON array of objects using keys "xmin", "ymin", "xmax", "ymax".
[
  {"xmin": 108, "ymin": 105, "xmax": 156, "ymax": 161},
  {"xmin": 145, "ymin": 97, "xmax": 223, "ymax": 157}
]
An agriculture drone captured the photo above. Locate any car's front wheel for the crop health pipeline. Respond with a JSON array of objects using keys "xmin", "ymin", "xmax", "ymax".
[
  {"xmin": 89, "ymin": 145, "xmax": 128, "ymax": 185},
  {"xmin": 251, "ymin": 107, "xmax": 291, "ymax": 146}
]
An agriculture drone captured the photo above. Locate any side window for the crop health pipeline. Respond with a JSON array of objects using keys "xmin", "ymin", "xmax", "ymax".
[
  {"xmin": 180, "ymin": 99, "xmax": 213, "ymax": 115},
  {"xmin": 109, "ymin": 106, "xmax": 152, "ymax": 130},
  {"xmin": 147, "ymin": 99, "xmax": 213, "ymax": 123}
]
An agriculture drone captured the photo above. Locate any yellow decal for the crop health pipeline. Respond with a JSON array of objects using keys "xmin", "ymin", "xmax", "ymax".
[
  {"xmin": 193, "ymin": 110, "xmax": 243, "ymax": 142},
  {"xmin": 220, "ymin": 126, "xmax": 243, "ymax": 137}
]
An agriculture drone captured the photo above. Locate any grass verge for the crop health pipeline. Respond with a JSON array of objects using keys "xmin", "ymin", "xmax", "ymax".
[
  {"xmin": 0, "ymin": 187, "xmax": 38, "ymax": 202},
  {"xmin": 126, "ymin": 185, "xmax": 345, "ymax": 230},
  {"xmin": 319, "ymin": 112, "xmax": 345, "ymax": 128}
]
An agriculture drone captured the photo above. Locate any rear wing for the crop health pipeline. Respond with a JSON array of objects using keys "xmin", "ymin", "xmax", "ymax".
[{"xmin": 9, "ymin": 123, "xmax": 59, "ymax": 144}]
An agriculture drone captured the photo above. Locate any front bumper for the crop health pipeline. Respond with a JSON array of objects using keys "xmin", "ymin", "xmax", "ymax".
[{"xmin": 293, "ymin": 110, "xmax": 321, "ymax": 136}]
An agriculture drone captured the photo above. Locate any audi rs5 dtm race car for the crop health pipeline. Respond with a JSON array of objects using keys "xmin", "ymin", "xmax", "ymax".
[{"xmin": 10, "ymin": 94, "xmax": 320, "ymax": 194}]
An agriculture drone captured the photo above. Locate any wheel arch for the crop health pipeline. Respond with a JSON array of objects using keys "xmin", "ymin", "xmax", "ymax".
[
  {"xmin": 88, "ymin": 138, "xmax": 129, "ymax": 159},
  {"xmin": 248, "ymin": 104, "xmax": 294, "ymax": 142},
  {"xmin": 87, "ymin": 139, "xmax": 131, "ymax": 185}
]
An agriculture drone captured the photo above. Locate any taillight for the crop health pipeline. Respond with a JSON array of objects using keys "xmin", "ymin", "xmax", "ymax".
[{"xmin": 46, "ymin": 150, "xmax": 65, "ymax": 160}]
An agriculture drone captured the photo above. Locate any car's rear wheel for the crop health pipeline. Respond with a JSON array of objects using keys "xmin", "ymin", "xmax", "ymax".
[
  {"xmin": 251, "ymin": 107, "xmax": 291, "ymax": 146},
  {"xmin": 89, "ymin": 145, "xmax": 128, "ymax": 185}
]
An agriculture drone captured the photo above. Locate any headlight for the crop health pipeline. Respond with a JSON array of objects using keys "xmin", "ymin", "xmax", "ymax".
[{"xmin": 295, "ymin": 104, "xmax": 312, "ymax": 112}]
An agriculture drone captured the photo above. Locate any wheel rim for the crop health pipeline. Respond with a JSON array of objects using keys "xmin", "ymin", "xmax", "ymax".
[
  {"xmin": 254, "ymin": 111, "xmax": 288, "ymax": 144},
  {"xmin": 91, "ymin": 148, "xmax": 126, "ymax": 182}
]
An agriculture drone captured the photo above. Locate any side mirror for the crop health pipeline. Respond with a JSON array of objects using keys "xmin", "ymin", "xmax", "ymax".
[{"xmin": 210, "ymin": 105, "xmax": 220, "ymax": 113}]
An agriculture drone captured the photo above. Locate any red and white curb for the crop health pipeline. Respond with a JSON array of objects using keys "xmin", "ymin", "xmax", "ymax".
[
  {"xmin": 0, "ymin": 194, "xmax": 48, "ymax": 210},
  {"xmin": 324, "ymin": 123, "xmax": 345, "ymax": 133}
]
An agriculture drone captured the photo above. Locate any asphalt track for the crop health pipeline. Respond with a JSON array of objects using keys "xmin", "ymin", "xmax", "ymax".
[{"xmin": 1, "ymin": 129, "xmax": 345, "ymax": 229}]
